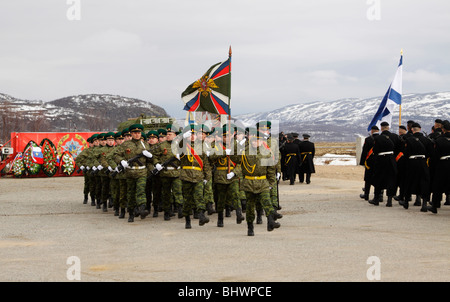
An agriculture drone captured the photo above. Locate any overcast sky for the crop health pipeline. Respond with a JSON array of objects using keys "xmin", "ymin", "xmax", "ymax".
[{"xmin": 1, "ymin": 0, "xmax": 449, "ymax": 118}]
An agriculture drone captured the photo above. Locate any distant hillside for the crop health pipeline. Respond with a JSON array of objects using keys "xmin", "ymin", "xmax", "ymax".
[
  {"xmin": 236, "ymin": 92, "xmax": 450, "ymax": 141},
  {"xmin": 0, "ymin": 93, "xmax": 168, "ymax": 140}
]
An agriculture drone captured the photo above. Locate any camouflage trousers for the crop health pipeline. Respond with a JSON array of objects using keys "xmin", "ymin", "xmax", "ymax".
[
  {"xmin": 118, "ymin": 179, "xmax": 128, "ymax": 209},
  {"xmin": 244, "ymin": 190, "xmax": 274, "ymax": 223},
  {"xmin": 181, "ymin": 181, "xmax": 205, "ymax": 217},
  {"xmin": 215, "ymin": 180, "xmax": 241, "ymax": 212},
  {"xmin": 110, "ymin": 178, "xmax": 119, "ymax": 208},
  {"xmin": 101, "ymin": 176, "xmax": 110, "ymax": 202},
  {"xmin": 203, "ymin": 179, "xmax": 214, "ymax": 205},
  {"xmin": 83, "ymin": 173, "xmax": 90, "ymax": 195},
  {"xmin": 270, "ymin": 181, "xmax": 278, "ymax": 208},
  {"xmin": 95, "ymin": 176, "xmax": 102, "ymax": 201},
  {"xmin": 151, "ymin": 175, "xmax": 162, "ymax": 211},
  {"xmin": 126, "ymin": 177, "xmax": 146, "ymax": 211},
  {"xmin": 160, "ymin": 177, "xmax": 183, "ymax": 213}
]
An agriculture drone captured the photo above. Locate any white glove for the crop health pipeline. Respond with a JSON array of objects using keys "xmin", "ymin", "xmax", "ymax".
[
  {"xmin": 176, "ymin": 154, "xmax": 180, "ymax": 160},
  {"xmin": 183, "ymin": 132, "xmax": 191, "ymax": 139},
  {"xmin": 114, "ymin": 167, "xmax": 119, "ymax": 172},
  {"xmin": 239, "ymin": 139, "xmax": 246, "ymax": 146},
  {"xmin": 155, "ymin": 163, "xmax": 163, "ymax": 171},
  {"xmin": 227, "ymin": 172, "xmax": 235, "ymax": 180},
  {"xmin": 97, "ymin": 165, "xmax": 103, "ymax": 170},
  {"xmin": 276, "ymin": 172, "xmax": 281, "ymax": 181},
  {"xmin": 92, "ymin": 166, "xmax": 97, "ymax": 171},
  {"xmin": 142, "ymin": 150, "xmax": 152, "ymax": 158},
  {"xmin": 203, "ymin": 179, "xmax": 208, "ymax": 184},
  {"xmin": 86, "ymin": 166, "xmax": 90, "ymax": 170},
  {"xmin": 206, "ymin": 151, "xmax": 210, "ymax": 157},
  {"xmin": 121, "ymin": 160, "xmax": 129, "ymax": 169},
  {"xmin": 108, "ymin": 166, "xmax": 113, "ymax": 172},
  {"xmin": 225, "ymin": 149, "xmax": 232, "ymax": 155},
  {"xmin": 80, "ymin": 165, "xmax": 85, "ymax": 170}
]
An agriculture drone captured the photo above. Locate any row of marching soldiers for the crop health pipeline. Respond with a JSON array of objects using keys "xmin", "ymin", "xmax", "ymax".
[
  {"xmin": 75, "ymin": 121, "xmax": 283, "ymax": 236},
  {"xmin": 359, "ymin": 119, "xmax": 450, "ymax": 214}
]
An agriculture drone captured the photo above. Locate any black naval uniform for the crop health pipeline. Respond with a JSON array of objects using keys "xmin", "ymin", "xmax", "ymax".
[
  {"xmin": 429, "ymin": 130, "xmax": 450, "ymax": 213},
  {"xmin": 359, "ymin": 131, "xmax": 379, "ymax": 200},
  {"xmin": 298, "ymin": 136, "xmax": 315, "ymax": 184},
  {"xmin": 281, "ymin": 140, "xmax": 300, "ymax": 185}
]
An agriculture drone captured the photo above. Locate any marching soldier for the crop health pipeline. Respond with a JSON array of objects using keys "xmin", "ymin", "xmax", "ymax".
[
  {"xmin": 298, "ymin": 134, "xmax": 315, "ymax": 184},
  {"xmin": 90, "ymin": 133, "xmax": 107, "ymax": 209},
  {"xmin": 369, "ymin": 122, "xmax": 402, "ymax": 207},
  {"xmin": 106, "ymin": 132, "xmax": 125, "ymax": 216},
  {"xmin": 113, "ymin": 124, "xmax": 154, "ymax": 222},
  {"xmin": 96, "ymin": 132, "xmax": 116, "ymax": 212},
  {"xmin": 75, "ymin": 136, "xmax": 93, "ymax": 204},
  {"xmin": 359, "ymin": 126, "xmax": 379, "ymax": 200},
  {"xmin": 145, "ymin": 130, "xmax": 159, "ymax": 216},
  {"xmin": 177, "ymin": 124, "xmax": 212, "ymax": 229},
  {"xmin": 428, "ymin": 120, "xmax": 450, "ymax": 213},
  {"xmin": 241, "ymin": 130, "xmax": 281, "ymax": 236},
  {"xmin": 209, "ymin": 124, "xmax": 244, "ymax": 227},
  {"xmin": 85, "ymin": 134, "xmax": 99, "ymax": 206},
  {"xmin": 201, "ymin": 125, "xmax": 216, "ymax": 215},
  {"xmin": 280, "ymin": 133, "xmax": 301, "ymax": 185},
  {"xmin": 152, "ymin": 124, "xmax": 183, "ymax": 221}
]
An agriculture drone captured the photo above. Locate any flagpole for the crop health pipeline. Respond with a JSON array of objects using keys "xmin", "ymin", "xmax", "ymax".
[
  {"xmin": 399, "ymin": 49, "xmax": 403, "ymax": 127},
  {"xmin": 227, "ymin": 45, "xmax": 232, "ymax": 174}
]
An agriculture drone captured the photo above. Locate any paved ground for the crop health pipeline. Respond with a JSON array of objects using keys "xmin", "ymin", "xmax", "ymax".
[{"xmin": 0, "ymin": 165, "xmax": 449, "ymax": 282}]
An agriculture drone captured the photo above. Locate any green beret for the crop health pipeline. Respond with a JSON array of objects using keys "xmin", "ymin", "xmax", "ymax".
[
  {"xmin": 158, "ymin": 129, "xmax": 167, "ymax": 136},
  {"xmin": 114, "ymin": 132, "xmax": 124, "ymax": 139},
  {"xmin": 166, "ymin": 124, "xmax": 176, "ymax": 133},
  {"xmin": 98, "ymin": 133, "xmax": 107, "ymax": 140},
  {"xmin": 129, "ymin": 124, "xmax": 144, "ymax": 132},
  {"xmin": 147, "ymin": 130, "xmax": 159, "ymax": 138},
  {"xmin": 256, "ymin": 121, "xmax": 271, "ymax": 130},
  {"xmin": 105, "ymin": 132, "xmax": 115, "ymax": 140},
  {"xmin": 91, "ymin": 134, "xmax": 99, "ymax": 141},
  {"xmin": 122, "ymin": 127, "xmax": 131, "ymax": 136}
]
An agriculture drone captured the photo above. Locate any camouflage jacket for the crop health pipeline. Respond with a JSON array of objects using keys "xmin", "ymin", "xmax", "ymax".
[
  {"xmin": 179, "ymin": 140, "xmax": 211, "ymax": 183},
  {"xmin": 152, "ymin": 140, "xmax": 180, "ymax": 178},
  {"xmin": 113, "ymin": 139, "xmax": 153, "ymax": 178},
  {"xmin": 209, "ymin": 140, "xmax": 241, "ymax": 184},
  {"xmin": 240, "ymin": 145, "xmax": 276, "ymax": 194}
]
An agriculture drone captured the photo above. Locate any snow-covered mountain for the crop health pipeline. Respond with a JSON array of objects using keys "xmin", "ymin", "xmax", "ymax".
[
  {"xmin": 0, "ymin": 93, "xmax": 168, "ymax": 136},
  {"xmin": 236, "ymin": 92, "xmax": 450, "ymax": 142}
]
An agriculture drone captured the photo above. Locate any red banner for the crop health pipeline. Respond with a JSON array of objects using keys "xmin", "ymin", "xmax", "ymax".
[{"xmin": 7, "ymin": 132, "xmax": 97, "ymax": 177}]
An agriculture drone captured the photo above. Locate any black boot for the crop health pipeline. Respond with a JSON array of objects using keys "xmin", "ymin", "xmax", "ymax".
[
  {"xmin": 198, "ymin": 210, "xmax": 210, "ymax": 226},
  {"xmin": 217, "ymin": 211, "xmax": 224, "ymax": 227},
  {"xmin": 90, "ymin": 196, "xmax": 96, "ymax": 206},
  {"xmin": 444, "ymin": 195, "xmax": 450, "ymax": 205},
  {"xmin": 83, "ymin": 194, "xmax": 88, "ymax": 204},
  {"xmin": 225, "ymin": 206, "xmax": 231, "ymax": 217},
  {"xmin": 267, "ymin": 214, "xmax": 280, "ymax": 232},
  {"xmin": 164, "ymin": 211, "xmax": 171, "ymax": 221},
  {"xmin": 206, "ymin": 202, "xmax": 215, "ymax": 215},
  {"xmin": 177, "ymin": 205, "xmax": 183, "ymax": 219},
  {"xmin": 139, "ymin": 204, "xmax": 149, "ymax": 219},
  {"xmin": 414, "ymin": 195, "xmax": 422, "ymax": 206},
  {"xmin": 185, "ymin": 215, "xmax": 192, "ymax": 229},
  {"xmin": 369, "ymin": 195, "xmax": 382, "ymax": 206},
  {"xmin": 256, "ymin": 209, "xmax": 263, "ymax": 224},
  {"xmin": 247, "ymin": 222, "xmax": 254, "ymax": 236},
  {"xmin": 360, "ymin": 193, "xmax": 369, "ymax": 201},
  {"xmin": 386, "ymin": 196, "xmax": 393, "ymax": 207},
  {"xmin": 119, "ymin": 208, "xmax": 126, "ymax": 219},
  {"xmin": 96, "ymin": 199, "xmax": 101, "ymax": 209},
  {"xmin": 427, "ymin": 205, "xmax": 438, "ymax": 214},
  {"xmin": 241, "ymin": 199, "xmax": 247, "ymax": 213},
  {"xmin": 273, "ymin": 207, "xmax": 283, "ymax": 220},
  {"xmin": 128, "ymin": 209, "xmax": 134, "ymax": 222},
  {"xmin": 420, "ymin": 197, "xmax": 428, "ymax": 212},
  {"xmin": 236, "ymin": 208, "xmax": 244, "ymax": 224},
  {"xmin": 102, "ymin": 201, "xmax": 108, "ymax": 212},
  {"xmin": 114, "ymin": 206, "xmax": 119, "ymax": 216},
  {"xmin": 153, "ymin": 206, "xmax": 159, "ymax": 217},
  {"xmin": 108, "ymin": 196, "xmax": 113, "ymax": 208},
  {"xmin": 399, "ymin": 197, "xmax": 410, "ymax": 209}
]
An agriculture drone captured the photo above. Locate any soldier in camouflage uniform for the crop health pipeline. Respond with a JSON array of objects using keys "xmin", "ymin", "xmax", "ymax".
[
  {"xmin": 256, "ymin": 121, "xmax": 283, "ymax": 220},
  {"xmin": 105, "ymin": 132, "xmax": 125, "ymax": 216},
  {"xmin": 209, "ymin": 124, "xmax": 244, "ymax": 227},
  {"xmin": 113, "ymin": 124, "xmax": 154, "ymax": 222},
  {"xmin": 84, "ymin": 134, "xmax": 99, "ymax": 206},
  {"xmin": 201, "ymin": 125, "xmax": 216, "ymax": 215},
  {"xmin": 89, "ymin": 133, "xmax": 107, "ymax": 209},
  {"xmin": 145, "ymin": 130, "xmax": 159, "ymax": 216},
  {"xmin": 152, "ymin": 125, "xmax": 183, "ymax": 220},
  {"xmin": 95, "ymin": 132, "xmax": 116, "ymax": 212},
  {"xmin": 75, "ymin": 136, "xmax": 93, "ymax": 204},
  {"xmin": 177, "ymin": 124, "xmax": 212, "ymax": 229},
  {"xmin": 241, "ymin": 129, "xmax": 281, "ymax": 236}
]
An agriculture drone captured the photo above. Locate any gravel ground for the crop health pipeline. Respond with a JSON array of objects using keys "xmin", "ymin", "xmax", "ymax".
[{"xmin": 0, "ymin": 165, "xmax": 449, "ymax": 283}]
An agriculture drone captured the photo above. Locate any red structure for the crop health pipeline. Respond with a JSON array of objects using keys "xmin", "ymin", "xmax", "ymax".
[{"xmin": 1, "ymin": 132, "xmax": 97, "ymax": 177}]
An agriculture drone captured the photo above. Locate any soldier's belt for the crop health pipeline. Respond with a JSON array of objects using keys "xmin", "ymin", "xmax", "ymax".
[
  {"xmin": 409, "ymin": 155, "xmax": 425, "ymax": 159},
  {"xmin": 300, "ymin": 152, "xmax": 312, "ymax": 155},
  {"xmin": 128, "ymin": 166, "xmax": 146, "ymax": 170},
  {"xmin": 378, "ymin": 151, "xmax": 394, "ymax": 156},
  {"xmin": 244, "ymin": 175, "xmax": 266, "ymax": 180},
  {"xmin": 286, "ymin": 153, "xmax": 297, "ymax": 156},
  {"xmin": 182, "ymin": 166, "xmax": 202, "ymax": 171},
  {"xmin": 216, "ymin": 167, "xmax": 234, "ymax": 170},
  {"xmin": 440, "ymin": 155, "xmax": 450, "ymax": 160}
]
